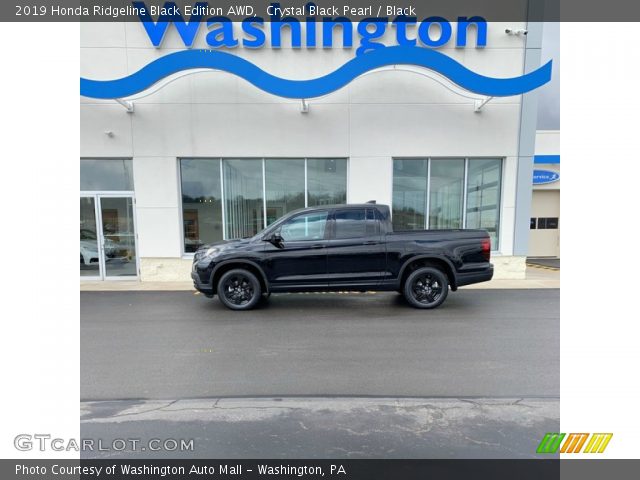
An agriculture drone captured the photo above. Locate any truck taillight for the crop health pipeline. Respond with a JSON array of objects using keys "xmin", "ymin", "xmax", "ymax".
[{"xmin": 481, "ymin": 238, "xmax": 491, "ymax": 261}]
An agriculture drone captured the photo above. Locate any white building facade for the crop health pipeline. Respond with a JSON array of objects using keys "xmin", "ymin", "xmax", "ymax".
[
  {"xmin": 530, "ymin": 130, "xmax": 560, "ymax": 257},
  {"xmin": 80, "ymin": 19, "xmax": 548, "ymax": 281}
]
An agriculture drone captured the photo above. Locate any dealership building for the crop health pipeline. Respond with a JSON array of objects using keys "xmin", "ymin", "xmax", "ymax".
[{"xmin": 80, "ymin": 18, "xmax": 554, "ymax": 282}]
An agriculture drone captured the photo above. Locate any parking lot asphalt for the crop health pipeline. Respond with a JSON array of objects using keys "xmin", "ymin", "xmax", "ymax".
[
  {"xmin": 81, "ymin": 289, "xmax": 559, "ymax": 400},
  {"xmin": 80, "ymin": 396, "xmax": 559, "ymax": 459}
]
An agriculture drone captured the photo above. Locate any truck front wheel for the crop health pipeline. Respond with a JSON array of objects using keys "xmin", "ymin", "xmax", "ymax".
[
  {"xmin": 403, "ymin": 267, "xmax": 449, "ymax": 309},
  {"xmin": 217, "ymin": 269, "xmax": 262, "ymax": 310}
]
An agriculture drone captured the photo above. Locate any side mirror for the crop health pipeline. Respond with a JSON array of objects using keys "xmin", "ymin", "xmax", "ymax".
[{"xmin": 263, "ymin": 233, "xmax": 284, "ymax": 248}]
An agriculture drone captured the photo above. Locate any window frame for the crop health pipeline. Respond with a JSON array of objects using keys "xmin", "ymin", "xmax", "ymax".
[
  {"xmin": 80, "ymin": 157, "xmax": 134, "ymax": 192},
  {"xmin": 330, "ymin": 207, "xmax": 379, "ymax": 240},
  {"xmin": 392, "ymin": 157, "xmax": 503, "ymax": 251},
  {"xmin": 178, "ymin": 158, "xmax": 348, "ymax": 256},
  {"xmin": 275, "ymin": 210, "xmax": 330, "ymax": 242}
]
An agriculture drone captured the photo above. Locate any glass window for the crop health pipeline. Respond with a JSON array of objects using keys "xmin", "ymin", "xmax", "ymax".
[
  {"xmin": 179, "ymin": 158, "xmax": 348, "ymax": 252},
  {"xmin": 307, "ymin": 159, "xmax": 347, "ymax": 206},
  {"xmin": 466, "ymin": 159, "xmax": 502, "ymax": 247},
  {"xmin": 223, "ymin": 159, "xmax": 264, "ymax": 239},
  {"xmin": 334, "ymin": 209, "xmax": 376, "ymax": 239},
  {"xmin": 100, "ymin": 197, "xmax": 137, "ymax": 277},
  {"xmin": 537, "ymin": 217, "xmax": 559, "ymax": 229},
  {"xmin": 392, "ymin": 158, "xmax": 503, "ymax": 249},
  {"xmin": 80, "ymin": 197, "xmax": 100, "ymax": 276},
  {"xmin": 279, "ymin": 211, "xmax": 328, "ymax": 242},
  {"xmin": 180, "ymin": 159, "xmax": 223, "ymax": 252},
  {"xmin": 392, "ymin": 159, "xmax": 427, "ymax": 230},
  {"xmin": 429, "ymin": 159, "xmax": 465, "ymax": 229},
  {"xmin": 265, "ymin": 159, "xmax": 305, "ymax": 225},
  {"xmin": 81, "ymin": 159, "xmax": 133, "ymax": 191}
]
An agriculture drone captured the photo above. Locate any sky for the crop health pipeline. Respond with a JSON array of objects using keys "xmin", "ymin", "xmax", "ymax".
[{"xmin": 537, "ymin": 22, "xmax": 560, "ymax": 130}]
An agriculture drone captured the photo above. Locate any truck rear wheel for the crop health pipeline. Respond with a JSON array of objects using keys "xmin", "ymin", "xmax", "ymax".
[
  {"xmin": 217, "ymin": 269, "xmax": 262, "ymax": 310},
  {"xmin": 403, "ymin": 267, "xmax": 449, "ymax": 309}
]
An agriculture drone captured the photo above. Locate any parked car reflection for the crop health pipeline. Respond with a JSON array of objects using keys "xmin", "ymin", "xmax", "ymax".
[{"xmin": 80, "ymin": 229, "xmax": 117, "ymax": 266}]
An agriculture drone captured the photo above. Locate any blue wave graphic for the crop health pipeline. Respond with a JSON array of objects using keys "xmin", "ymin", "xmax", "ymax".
[{"xmin": 80, "ymin": 46, "xmax": 552, "ymax": 99}]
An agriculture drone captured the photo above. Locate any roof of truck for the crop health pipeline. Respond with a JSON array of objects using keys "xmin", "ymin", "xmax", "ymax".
[
  {"xmin": 291, "ymin": 203, "xmax": 389, "ymax": 211},
  {"xmin": 280, "ymin": 203, "xmax": 391, "ymax": 219}
]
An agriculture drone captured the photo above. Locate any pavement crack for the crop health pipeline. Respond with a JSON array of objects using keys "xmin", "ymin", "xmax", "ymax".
[
  {"xmin": 462, "ymin": 435, "xmax": 501, "ymax": 447},
  {"xmin": 457, "ymin": 398, "xmax": 485, "ymax": 408},
  {"xmin": 104, "ymin": 400, "xmax": 179, "ymax": 419},
  {"xmin": 146, "ymin": 405, "xmax": 305, "ymax": 414}
]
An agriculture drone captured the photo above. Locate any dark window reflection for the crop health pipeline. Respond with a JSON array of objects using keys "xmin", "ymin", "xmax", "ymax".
[{"xmin": 180, "ymin": 159, "xmax": 223, "ymax": 252}]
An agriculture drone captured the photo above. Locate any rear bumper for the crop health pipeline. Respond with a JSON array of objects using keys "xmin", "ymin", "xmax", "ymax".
[
  {"xmin": 191, "ymin": 271, "xmax": 215, "ymax": 297},
  {"xmin": 455, "ymin": 264, "xmax": 494, "ymax": 287}
]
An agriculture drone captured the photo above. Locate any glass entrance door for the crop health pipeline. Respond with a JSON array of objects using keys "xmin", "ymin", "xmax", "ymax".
[
  {"xmin": 80, "ymin": 197, "xmax": 101, "ymax": 277},
  {"xmin": 80, "ymin": 195, "xmax": 138, "ymax": 279},
  {"xmin": 99, "ymin": 196, "xmax": 137, "ymax": 278}
]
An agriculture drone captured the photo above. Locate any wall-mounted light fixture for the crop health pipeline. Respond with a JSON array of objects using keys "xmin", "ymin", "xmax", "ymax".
[{"xmin": 505, "ymin": 28, "xmax": 528, "ymax": 36}]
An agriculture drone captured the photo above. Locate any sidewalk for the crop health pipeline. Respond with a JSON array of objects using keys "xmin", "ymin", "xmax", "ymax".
[{"xmin": 80, "ymin": 267, "xmax": 559, "ymax": 291}]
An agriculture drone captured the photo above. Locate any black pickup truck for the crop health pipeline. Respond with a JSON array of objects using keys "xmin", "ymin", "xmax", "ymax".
[{"xmin": 191, "ymin": 203, "xmax": 493, "ymax": 310}]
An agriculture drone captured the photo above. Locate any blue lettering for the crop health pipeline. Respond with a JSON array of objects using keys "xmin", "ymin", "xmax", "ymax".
[
  {"xmin": 322, "ymin": 18, "xmax": 353, "ymax": 48},
  {"xmin": 206, "ymin": 17, "xmax": 238, "ymax": 48},
  {"xmin": 418, "ymin": 17, "xmax": 452, "ymax": 47},
  {"xmin": 241, "ymin": 18, "xmax": 266, "ymax": 48},
  {"xmin": 306, "ymin": 17, "xmax": 316, "ymax": 47},
  {"xmin": 456, "ymin": 16, "xmax": 487, "ymax": 47},
  {"xmin": 133, "ymin": 1, "xmax": 206, "ymax": 48},
  {"xmin": 393, "ymin": 16, "xmax": 417, "ymax": 47},
  {"xmin": 133, "ymin": 3, "xmax": 488, "ymax": 53},
  {"xmin": 270, "ymin": 3, "xmax": 302, "ymax": 48},
  {"xmin": 356, "ymin": 18, "xmax": 386, "ymax": 55}
]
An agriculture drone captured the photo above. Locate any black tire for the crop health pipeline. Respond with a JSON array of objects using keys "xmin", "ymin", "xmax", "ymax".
[
  {"xmin": 217, "ymin": 269, "xmax": 262, "ymax": 310},
  {"xmin": 403, "ymin": 266, "xmax": 449, "ymax": 309}
]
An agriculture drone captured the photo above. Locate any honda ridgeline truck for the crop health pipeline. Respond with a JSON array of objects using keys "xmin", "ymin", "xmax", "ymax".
[{"xmin": 191, "ymin": 203, "xmax": 493, "ymax": 310}]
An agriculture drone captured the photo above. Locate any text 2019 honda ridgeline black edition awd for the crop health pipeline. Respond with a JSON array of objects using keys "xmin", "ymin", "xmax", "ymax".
[{"xmin": 191, "ymin": 203, "xmax": 493, "ymax": 310}]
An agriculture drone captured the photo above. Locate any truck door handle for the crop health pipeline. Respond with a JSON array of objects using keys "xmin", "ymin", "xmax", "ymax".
[{"xmin": 310, "ymin": 244, "xmax": 324, "ymax": 249}]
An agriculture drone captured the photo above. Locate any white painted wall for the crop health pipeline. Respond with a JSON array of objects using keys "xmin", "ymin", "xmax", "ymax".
[
  {"xmin": 535, "ymin": 130, "xmax": 560, "ymax": 155},
  {"xmin": 534, "ymin": 130, "xmax": 560, "ymax": 191},
  {"xmin": 80, "ymin": 21, "xmax": 530, "ymax": 278}
]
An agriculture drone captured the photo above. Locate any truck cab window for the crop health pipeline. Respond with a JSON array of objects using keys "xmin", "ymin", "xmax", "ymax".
[
  {"xmin": 279, "ymin": 211, "xmax": 328, "ymax": 241},
  {"xmin": 334, "ymin": 209, "xmax": 376, "ymax": 239}
]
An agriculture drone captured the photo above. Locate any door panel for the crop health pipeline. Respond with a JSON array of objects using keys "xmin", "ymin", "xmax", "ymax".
[
  {"xmin": 529, "ymin": 190, "xmax": 560, "ymax": 257},
  {"xmin": 327, "ymin": 209, "xmax": 385, "ymax": 286},
  {"xmin": 100, "ymin": 197, "xmax": 138, "ymax": 277},
  {"xmin": 264, "ymin": 211, "xmax": 329, "ymax": 287}
]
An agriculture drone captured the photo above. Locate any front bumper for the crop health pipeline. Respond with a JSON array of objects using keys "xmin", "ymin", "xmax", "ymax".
[{"xmin": 191, "ymin": 271, "xmax": 215, "ymax": 297}]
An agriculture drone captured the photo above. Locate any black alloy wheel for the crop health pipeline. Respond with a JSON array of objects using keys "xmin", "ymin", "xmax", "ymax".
[
  {"xmin": 217, "ymin": 269, "xmax": 262, "ymax": 310},
  {"xmin": 403, "ymin": 266, "xmax": 449, "ymax": 309}
]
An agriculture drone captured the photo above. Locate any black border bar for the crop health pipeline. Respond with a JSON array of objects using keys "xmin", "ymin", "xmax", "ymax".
[
  {"xmin": 6, "ymin": 459, "xmax": 562, "ymax": 480},
  {"xmin": 5, "ymin": 0, "xmax": 640, "ymax": 22}
]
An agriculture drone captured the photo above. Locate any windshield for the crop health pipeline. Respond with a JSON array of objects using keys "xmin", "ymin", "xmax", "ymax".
[{"xmin": 248, "ymin": 211, "xmax": 297, "ymax": 241}]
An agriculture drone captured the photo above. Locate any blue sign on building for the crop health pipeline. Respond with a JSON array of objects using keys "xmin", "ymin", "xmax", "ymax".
[{"xmin": 533, "ymin": 169, "xmax": 560, "ymax": 185}]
